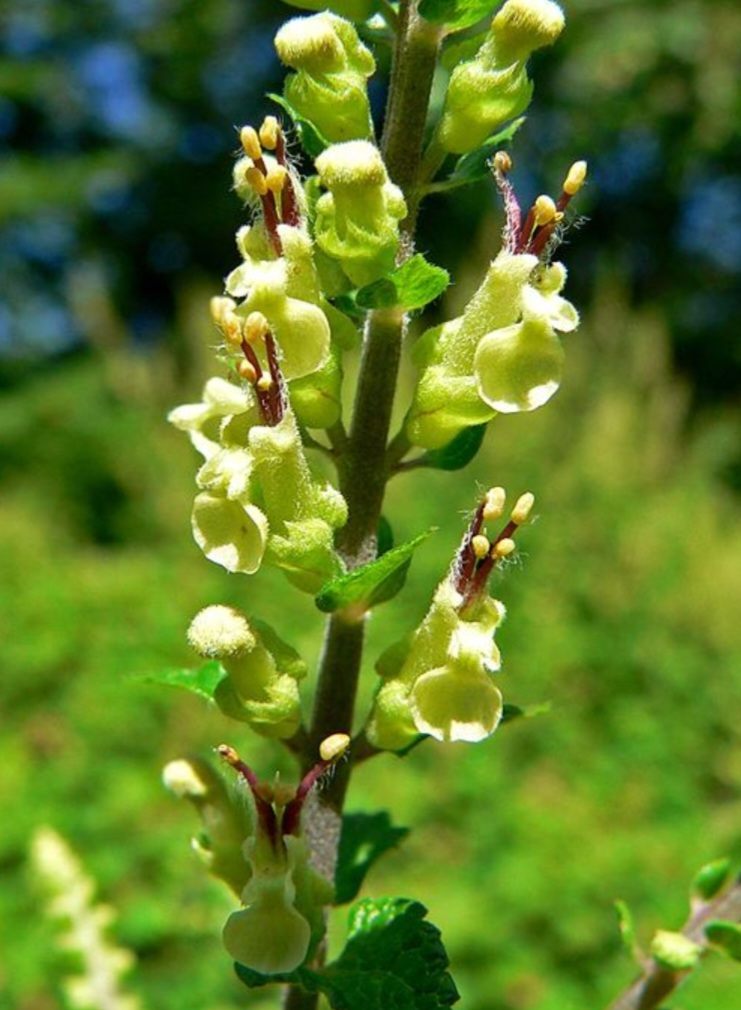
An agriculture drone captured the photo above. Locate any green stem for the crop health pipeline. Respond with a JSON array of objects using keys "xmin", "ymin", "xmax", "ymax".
[{"xmin": 286, "ymin": 5, "xmax": 442, "ymax": 1006}]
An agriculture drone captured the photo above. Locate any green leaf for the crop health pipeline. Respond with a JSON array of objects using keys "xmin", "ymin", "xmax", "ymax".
[
  {"xmin": 500, "ymin": 701, "xmax": 551, "ymax": 724},
  {"xmin": 315, "ymin": 530, "xmax": 435, "ymax": 614},
  {"xmin": 692, "ymin": 858, "xmax": 732, "ymax": 901},
  {"xmin": 235, "ymin": 898, "xmax": 459, "ymax": 1008},
  {"xmin": 705, "ymin": 920, "xmax": 741, "ymax": 961},
  {"xmin": 323, "ymin": 898, "xmax": 459, "ymax": 1009},
  {"xmin": 355, "ymin": 255, "xmax": 450, "ymax": 312},
  {"xmin": 420, "ymin": 0, "xmax": 497, "ymax": 32},
  {"xmin": 415, "ymin": 424, "xmax": 486, "ymax": 470},
  {"xmin": 268, "ymin": 93, "xmax": 330, "ymax": 159},
  {"xmin": 335, "ymin": 813, "xmax": 410, "ymax": 904},
  {"xmin": 134, "ymin": 661, "xmax": 225, "ymax": 701},
  {"xmin": 445, "ymin": 117, "xmax": 526, "ymax": 188},
  {"xmin": 614, "ymin": 900, "xmax": 644, "ymax": 963}
]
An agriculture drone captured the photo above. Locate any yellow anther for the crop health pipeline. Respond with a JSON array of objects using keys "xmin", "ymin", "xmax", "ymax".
[
  {"xmin": 471, "ymin": 534, "xmax": 491, "ymax": 559},
  {"xmin": 563, "ymin": 160, "xmax": 587, "ymax": 196},
  {"xmin": 237, "ymin": 359, "xmax": 257, "ymax": 383},
  {"xmin": 244, "ymin": 311, "xmax": 270, "ymax": 343},
  {"xmin": 511, "ymin": 491, "xmax": 535, "ymax": 525},
  {"xmin": 265, "ymin": 165, "xmax": 288, "ymax": 194},
  {"xmin": 210, "ymin": 295, "xmax": 236, "ymax": 327},
  {"xmin": 256, "ymin": 375, "xmax": 273, "ymax": 392},
  {"xmin": 493, "ymin": 538, "xmax": 516, "ymax": 559},
  {"xmin": 223, "ymin": 319, "xmax": 243, "ymax": 347},
  {"xmin": 259, "ymin": 116, "xmax": 279, "ymax": 150},
  {"xmin": 483, "ymin": 486, "xmax": 506, "ymax": 522},
  {"xmin": 534, "ymin": 194, "xmax": 557, "ymax": 226},
  {"xmin": 240, "ymin": 125, "xmax": 262, "ymax": 160},
  {"xmin": 244, "ymin": 165, "xmax": 268, "ymax": 197},
  {"xmin": 493, "ymin": 150, "xmax": 512, "ymax": 174},
  {"xmin": 319, "ymin": 733, "xmax": 351, "ymax": 762}
]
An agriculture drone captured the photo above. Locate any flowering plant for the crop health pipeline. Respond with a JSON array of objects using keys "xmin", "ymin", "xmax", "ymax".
[{"xmin": 155, "ymin": 3, "xmax": 741, "ymax": 1008}]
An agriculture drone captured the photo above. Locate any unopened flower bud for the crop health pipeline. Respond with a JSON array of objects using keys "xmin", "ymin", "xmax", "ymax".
[
  {"xmin": 314, "ymin": 141, "xmax": 406, "ymax": 286},
  {"xmin": 510, "ymin": 491, "xmax": 535, "ymax": 524},
  {"xmin": 188, "ymin": 605, "xmax": 256, "ymax": 659},
  {"xmin": 438, "ymin": 0, "xmax": 566, "ymax": 154},
  {"xmin": 275, "ymin": 13, "xmax": 375, "ymax": 142},
  {"xmin": 492, "ymin": 0, "xmax": 565, "ymax": 63}
]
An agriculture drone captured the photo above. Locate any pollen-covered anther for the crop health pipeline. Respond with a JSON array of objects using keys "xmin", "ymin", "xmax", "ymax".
[
  {"xmin": 265, "ymin": 165, "xmax": 288, "ymax": 194},
  {"xmin": 483, "ymin": 486, "xmax": 507, "ymax": 522},
  {"xmin": 237, "ymin": 359, "xmax": 258, "ymax": 383},
  {"xmin": 244, "ymin": 165, "xmax": 268, "ymax": 197},
  {"xmin": 240, "ymin": 125, "xmax": 262, "ymax": 161},
  {"xmin": 510, "ymin": 491, "xmax": 535, "ymax": 525},
  {"xmin": 493, "ymin": 537, "xmax": 516, "ymax": 559},
  {"xmin": 222, "ymin": 318, "xmax": 243, "ymax": 347},
  {"xmin": 534, "ymin": 194, "xmax": 558, "ymax": 227},
  {"xmin": 493, "ymin": 150, "xmax": 512, "ymax": 174},
  {"xmin": 210, "ymin": 295, "xmax": 236, "ymax": 327},
  {"xmin": 256, "ymin": 375, "xmax": 274, "ymax": 392},
  {"xmin": 471, "ymin": 534, "xmax": 491, "ymax": 559},
  {"xmin": 319, "ymin": 733, "xmax": 351, "ymax": 762},
  {"xmin": 563, "ymin": 160, "xmax": 587, "ymax": 196},
  {"xmin": 259, "ymin": 116, "xmax": 279, "ymax": 151},
  {"xmin": 243, "ymin": 311, "xmax": 270, "ymax": 344}
]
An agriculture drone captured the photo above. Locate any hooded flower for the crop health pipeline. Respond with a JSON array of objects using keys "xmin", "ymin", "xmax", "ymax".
[
  {"xmin": 367, "ymin": 488, "xmax": 535, "ymax": 749},
  {"xmin": 170, "ymin": 368, "xmax": 347, "ymax": 589},
  {"xmin": 408, "ymin": 252, "xmax": 577, "ymax": 448},
  {"xmin": 438, "ymin": 0, "xmax": 565, "ymax": 154},
  {"xmin": 216, "ymin": 742, "xmax": 346, "ymax": 974},
  {"xmin": 188, "ymin": 605, "xmax": 307, "ymax": 739}
]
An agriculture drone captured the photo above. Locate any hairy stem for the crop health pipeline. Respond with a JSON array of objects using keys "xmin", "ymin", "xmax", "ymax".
[
  {"xmin": 285, "ymin": 4, "xmax": 442, "ymax": 1005},
  {"xmin": 606, "ymin": 880, "xmax": 741, "ymax": 1010}
]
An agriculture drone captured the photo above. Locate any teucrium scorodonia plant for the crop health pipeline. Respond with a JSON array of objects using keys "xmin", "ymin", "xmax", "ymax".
[{"xmin": 158, "ymin": 2, "xmax": 741, "ymax": 1007}]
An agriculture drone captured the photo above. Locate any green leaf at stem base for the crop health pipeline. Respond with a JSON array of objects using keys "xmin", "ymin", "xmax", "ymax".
[
  {"xmin": 335, "ymin": 812, "xmax": 410, "ymax": 904},
  {"xmin": 355, "ymin": 254, "xmax": 450, "ymax": 312}
]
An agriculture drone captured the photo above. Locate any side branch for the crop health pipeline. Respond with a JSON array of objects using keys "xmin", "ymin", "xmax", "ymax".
[{"xmin": 606, "ymin": 879, "xmax": 741, "ymax": 1010}]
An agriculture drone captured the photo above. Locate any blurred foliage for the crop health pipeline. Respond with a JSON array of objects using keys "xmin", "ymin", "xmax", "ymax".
[{"xmin": 1, "ymin": 1, "xmax": 741, "ymax": 1009}]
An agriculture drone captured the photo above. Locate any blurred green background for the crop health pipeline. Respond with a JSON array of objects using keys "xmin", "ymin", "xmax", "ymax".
[{"xmin": 1, "ymin": 1, "xmax": 740, "ymax": 1008}]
